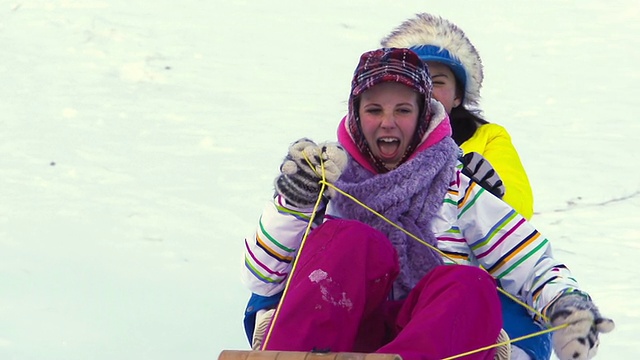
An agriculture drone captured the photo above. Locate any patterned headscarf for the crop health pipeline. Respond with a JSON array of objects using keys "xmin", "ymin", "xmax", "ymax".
[{"xmin": 347, "ymin": 48, "xmax": 433, "ymax": 173}]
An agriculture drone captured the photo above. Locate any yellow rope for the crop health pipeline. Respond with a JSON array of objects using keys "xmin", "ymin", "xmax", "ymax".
[
  {"xmin": 319, "ymin": 180, "xmax": 560, "ymax": 351},
  {"xmin": 321, "ymin": 180, "xmax": 454, "ymax": 262},
  {"xmin": 321, "ymin": 180, "xmax": 550, "ymax": 322},
  {"xmin": 441, "ymin": 324, "xmax": 568, "ymax": 360},
  {"xmin": 263, "ymin": 154, "xmax": 559, "ymax": 356},
  {"xmin": 262, "ymin": 152, "xmax": 327, "ymax": 349}
]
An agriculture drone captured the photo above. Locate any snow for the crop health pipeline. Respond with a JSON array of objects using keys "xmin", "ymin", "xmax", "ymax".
[{"xmin": 1, "ymin": 1, "xmax": 638, "ymax": 359}]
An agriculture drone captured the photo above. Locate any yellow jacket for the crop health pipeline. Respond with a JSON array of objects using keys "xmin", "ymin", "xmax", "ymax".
[{"xmin": 460, "ymin": 123, "xmax": 534, "ymax": 219}]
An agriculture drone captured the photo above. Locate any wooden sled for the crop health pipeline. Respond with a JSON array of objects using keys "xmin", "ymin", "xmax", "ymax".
[
  {"xmin": 218, "ymin": 350, "xmax": 402, "ymax": 360},
  {"xmin": 218, "ymin": 327, "xmax": 511, "ymax": 360}
]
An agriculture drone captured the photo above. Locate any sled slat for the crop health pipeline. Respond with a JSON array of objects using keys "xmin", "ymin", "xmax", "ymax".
[{"xmin": 218, "ymin": 350, "xmax": 402, "ymax": 360}]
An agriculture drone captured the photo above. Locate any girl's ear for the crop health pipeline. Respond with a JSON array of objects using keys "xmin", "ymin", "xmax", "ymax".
[
  {"xmin": 453, "ymin": 86, "xmax": 464, "ymax": 108},
  {"xmin": 453, "ymin": 96, "xmax": 462, "ymax": 108}
]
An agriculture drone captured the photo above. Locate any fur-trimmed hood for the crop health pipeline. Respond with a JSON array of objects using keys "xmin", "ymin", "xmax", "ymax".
[{"xmin": 381, "ymin": 13, "xmax": 483, "ymax": 109}]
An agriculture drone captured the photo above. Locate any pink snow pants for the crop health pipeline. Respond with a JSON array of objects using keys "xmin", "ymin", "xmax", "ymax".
[{"xmin": 263, "ymin": 219, "xmax": 502, "ymax": 360}]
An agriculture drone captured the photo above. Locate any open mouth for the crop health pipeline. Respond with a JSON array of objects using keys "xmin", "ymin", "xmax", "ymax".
[{"xmin": 377, "ymin": 137, "xmax": 401, "ymax": 160}]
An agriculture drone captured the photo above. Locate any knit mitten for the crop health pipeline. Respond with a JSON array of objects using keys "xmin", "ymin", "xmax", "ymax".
[
  {"xmin": 548, "ymin": 293, "xmax": 615, "ymax": 360},
  {"xmin": 460, "ymin": 152, "xmax": 505, "ymax": 199},
  {"xmin": 274, "ymin": 138, "xmax": 347, "ymax": 208}
]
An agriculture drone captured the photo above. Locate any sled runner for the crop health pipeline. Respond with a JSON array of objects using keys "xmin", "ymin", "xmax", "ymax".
[{"xmin": 218, "ymin": 350, "xmax": 402, "ymax": 360}]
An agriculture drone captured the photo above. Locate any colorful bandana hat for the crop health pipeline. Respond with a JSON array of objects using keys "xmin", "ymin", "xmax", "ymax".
[{"xmin": 347, "ymin": 47, "xmax": 433, "ymax": 173}]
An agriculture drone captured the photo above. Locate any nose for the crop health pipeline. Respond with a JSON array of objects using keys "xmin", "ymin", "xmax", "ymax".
[{"xmin": 380, "ymin": 112, "xmax": 396, "ymax": 128}]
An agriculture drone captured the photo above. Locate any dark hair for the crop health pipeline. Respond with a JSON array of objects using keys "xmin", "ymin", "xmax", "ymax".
[
  {"xmin": 450, "ymin": 106, "xmax": 488, "ymax": 145},
  {"xmin": 449, "ymin": 78, "xmax": 489, "ymax": 145}
]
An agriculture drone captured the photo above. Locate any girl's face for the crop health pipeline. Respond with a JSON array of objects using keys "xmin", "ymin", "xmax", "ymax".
[
  {"xmin": 427, "ymin": 61, "xmax": 462, "ymax": 114},
  {"xmin": 359, "ymin": 82, "xmax": 420, "ymax": 170}
]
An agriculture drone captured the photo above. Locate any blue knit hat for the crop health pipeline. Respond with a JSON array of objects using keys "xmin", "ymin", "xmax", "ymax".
[{"xmin": 409, "ymin": 45, "xmax": 468, "ymax": 91}]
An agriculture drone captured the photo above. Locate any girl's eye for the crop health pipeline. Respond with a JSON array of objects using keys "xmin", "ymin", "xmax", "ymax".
[
  {"xmin": 397, "ymin": 108, "xmax": 412, "ymax": 114},
  {"xmin": 365, "ymin": 108, "xmax": 382, "ymax": 114}
]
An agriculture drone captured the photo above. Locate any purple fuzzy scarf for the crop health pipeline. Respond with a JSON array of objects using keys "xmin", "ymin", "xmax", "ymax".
[{"xmin": 331, "ymin": 137, "xmax": 458, "ymax": 299}]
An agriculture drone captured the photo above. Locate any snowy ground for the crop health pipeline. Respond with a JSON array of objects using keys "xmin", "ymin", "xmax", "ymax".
[{"xmin": 1, "ymin": 1, "xmax": 639, "ymax": 359}]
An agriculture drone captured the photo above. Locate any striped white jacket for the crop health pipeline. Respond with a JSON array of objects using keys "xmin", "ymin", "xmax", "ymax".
[{"xmin": 242, "ymin": 162, "xmax": 581, "ymax": 319}]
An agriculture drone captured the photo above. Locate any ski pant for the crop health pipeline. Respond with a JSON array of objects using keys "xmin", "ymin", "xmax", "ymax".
[
  {"xmin": 501, "ymin": 293, "xmax": 551, "ymax": 360},
  {"xmin": 263, "ymin": 219, "xmax": 502, "ymax": 360}
]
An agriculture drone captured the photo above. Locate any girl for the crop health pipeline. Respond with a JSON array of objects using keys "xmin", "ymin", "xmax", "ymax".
[
  {"xmin": 381, "ymin": 13, "xmax": 534, "ymax": 220},
  {"xmin": 242, "ymin": 48, "xmax": 613, "ymax": 360}
]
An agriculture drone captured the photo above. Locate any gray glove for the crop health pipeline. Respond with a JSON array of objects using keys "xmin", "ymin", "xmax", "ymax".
[
  {"xmin": 460, "ymin": 152, "xmax": 505, "ymax": 199},
  {"xmin": 548, "ymin": 293, "xmax": 615, "ymax": 360},
  {"xmin": 274, "ymin": 138, "xmax": 347, "ymax": 208}
]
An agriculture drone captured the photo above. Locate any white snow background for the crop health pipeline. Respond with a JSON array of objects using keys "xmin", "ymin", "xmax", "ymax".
[{"xmin": 1, "ymin": 1, "xmax": 639, "ymax": 359}]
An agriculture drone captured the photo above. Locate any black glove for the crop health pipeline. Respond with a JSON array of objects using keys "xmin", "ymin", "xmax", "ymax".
[
  {"xmin": 460, "ymin": 152, "xmax": 505, "ymax": 199},
  {"xmin": 548, "ymin": 293, "xmax": 615, "ymax": 360},
  {"xmin": 274, "ymin": 138, "xmax": 347, "ymax": 208}
]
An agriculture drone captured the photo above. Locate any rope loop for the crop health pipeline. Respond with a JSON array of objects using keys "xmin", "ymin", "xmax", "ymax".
[{"xmin": 262, "ymin": 158, "xmax": 563, "ymax": 357}]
